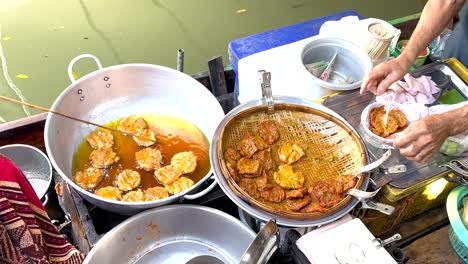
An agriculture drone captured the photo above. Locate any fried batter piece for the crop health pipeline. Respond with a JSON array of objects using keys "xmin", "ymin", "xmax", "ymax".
[
  {"xmin": 254, "ymin": 171, "xmax": 268, "ymax": 189},
  {"xmin": 257, "ymin": 121, "xmax": 280, "ymax": 145},
  {"xmin": 115, "ymin": 169, "xmax": 141, "ymax": 191},
  {"xmin": 237, "ymin": 134, "xmax": 258, "ymax": 158},
  {"xmin": 226, "ymin": 161, "xmax": 240, "ymax": 182},
  {"xmin": 336, "ymin": 175, "xmax": 357, "ymax": 192},
  {"xmin": 144, "ymin": 186, "xmax": 169, "ymax": 201},
  {"xmin": 237, "ymin": 158, "xmax": 261, "ymax": 175},
  {"xmin": 165, "ymin": 177, "xmax": 194, "ymax": 194},
  {"xmin": 89, "ymin": 147, "xmax": 119, "ymax": 168},
  {"xmin": 238, "ymin": 178, "xmax": 259, "ymax": 199},
  {"xmin": 286, "ymin": 196, "xmax": 312, "ymax": 211},
  {"xmin": 301, "ymin": 201, "xmax": 327, "ymax": 213},
  {"xmin": 252, "ymin": 148, "xmax": 276, "ymax": 172},
  {"xmin": 171, "ymin": 151, "xmax": 197, "ymax": 174},
  {"xmin": 86, "ymin": 129, "xmax": 114, "ymax": 149},
  {"xmin": 224, "ymin": 147, "xmax": 241, "ymax": 165},
  {"xmin": 121, "ymin": 189, "xmax": 145, "ymax": 202},
  {"xmin": 118, "ymin": 116, "xmax": 148, "ymax": 134},
  {"xmin": 318, "ymin": 192, "xmax": 343, "ymax": 208},
  {"xmin": 95, "ymin": 186, "xmax": 122, "ymax": 201},
  {"xmin": 74, "ymin": 167, "xmax": 104, "ymax": 190},
  {"xmin": 245, "ymin": 133, "xmax": 268, "ymax": 151},
  {"xmin": 261, "ymin": 185, "xmax": 285, "ymax": 203},
  {"xmin": 154, "ymin": 165, "xmax": 181, "ymax": 185},
  {"xmin": 278, "ymin": 143, "xmax": 305, "ymax": 165},
  {"xmin": 369, "ymin": 106, "xmax": 407, "ymax": 138},
  {"xmin": 285, "ymin": 188, "xmax": 308, "ymax": 199},
  {"xmin": 132, "ymin": 128, "xmax": 156, "ymax": 147},
  {"xmin": 273, "ymin": 164, "xmax": 305, "ymax": 189},
  {"xmin": 135, "ymin": 147, "xmax": 162, "ymax": 171}
]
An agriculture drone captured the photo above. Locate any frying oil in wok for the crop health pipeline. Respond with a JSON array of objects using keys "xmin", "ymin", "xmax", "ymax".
[{"xmin": 72, "ymin": 114, "xmax": 210, "ymax": 192}]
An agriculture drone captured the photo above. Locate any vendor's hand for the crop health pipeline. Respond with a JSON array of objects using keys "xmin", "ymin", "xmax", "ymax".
[
  {"xmin": 393, "ymin": 114, "xmax": 452, "ymax": 164},
  {"xmin": 360, "ymin": 57, "xmax": 412, "ymax": 95}
]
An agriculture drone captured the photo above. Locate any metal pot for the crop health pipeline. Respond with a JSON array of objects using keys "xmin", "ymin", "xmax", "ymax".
[
  {"xmin": 44, "ymin": 54, "xmax": 225, "ymax": 215},
  {"xmin": 211, "ymin": 94, "xmax": 372, "ymax": 227},
  {"xmin": 83, "ymin": 205, "xmax": 256, "ymax": 264}
]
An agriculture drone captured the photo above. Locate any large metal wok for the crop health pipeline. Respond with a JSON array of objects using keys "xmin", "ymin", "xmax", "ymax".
[{"xmin": 44, "ymin": 54, "xmax": 225, "ymax": 215}]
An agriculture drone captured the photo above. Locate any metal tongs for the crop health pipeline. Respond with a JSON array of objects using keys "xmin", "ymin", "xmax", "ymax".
[
  {"xmin": 346, "ymin": 150, "xmax": 401, "ymax": 215},
  {"xmin": 441, "ymin": 158, "xmax": 468, "ymax": 186},
  {"xmin": 258, "ymin": 70, "xmax": 274, "ymax": 114},
  {"xmin": 319, "ymin": 52, "xmax": 338, "ymax": 81}
]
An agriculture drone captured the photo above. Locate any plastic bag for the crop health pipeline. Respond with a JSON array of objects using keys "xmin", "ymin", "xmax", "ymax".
[{"xmin": 429, "ymin": 29, "xmax": 452, "ymax": 60}]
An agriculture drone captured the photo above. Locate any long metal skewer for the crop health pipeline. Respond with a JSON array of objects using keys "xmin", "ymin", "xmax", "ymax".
[{"xmin": 0, "ymin": 95, "xmax": 156, "ymax": 143}]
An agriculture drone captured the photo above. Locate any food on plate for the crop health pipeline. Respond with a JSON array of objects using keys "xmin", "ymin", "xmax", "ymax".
[
  {"xmin": 95, "ymin": 186, "xmax": 122, "ymax": 201},
  {"xmin": 273, "ymin": 164, "xmax": 305, "ymax": 189},
  {"xmin": 73, "ymin": 114, "xmax": 210, "ymax": 202},
  {"xmin": 115, "ymin": 169, "xmax": 141, "ymax": 191},
  {"xmin": 237, "ymin": 158, "xmax": 261, "ymax": 176},
  {"xmin": 86, "ymin": 129, "xmax": 114, "ymax": 149},
  {"xmin": 247, "ymin": 133, "xmax": 269, "ymax": 151},
  {"xmin": 226, "ymin": 162, "xmax": 240, "ymax": 182},
  {"xmin": 89, "ymin": 147, "xmax": 119, "ymax": 168},
  {"xmin": 369, "ymin": 106, "xmax": 407, "ymax": 138},
  {"xmin": 257, "ymin": 120, "xmax": 280, "ymax": 144},
  {"xmin": 132, "ymin": 128, "xmax": 156, "ymax": 147},
  {"xmin": 121, "ymin": 189, "xmax": 145, "ymax": 202},
  {"xmin": 260, "ymin": 185, "xmax": 285, "ymax": 203},
  {"xmin": 144, "ymin": 187, "xmax": 169, "ymax": 201},
  {"xmin": 117, "ymin": 116, "xmax": 148, "ymax": 134},
  {"xmin": 154, "ymin": 165, "xmax": 181, "ymax": 185},
  {"xmin": 171, "ymin": 151, "xmax": 197, "ymax": 174},
  {"xmin": 135, "ymin": 147, "xmax": 162, "ymax": 171},
  {"xmin": 278, "ymin": 143, "xmax": 305, "ymax": 164},
  {"xmin": 74, "ymin": 167, "xmax": 104, "ymax": 190},
  {"xmin": 165, "ymin": 177, "xmax": 194, "ymax": 194}
]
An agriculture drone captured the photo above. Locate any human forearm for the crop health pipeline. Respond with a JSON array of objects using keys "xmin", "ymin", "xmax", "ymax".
[
  {"xmin": 446, "ymin": 104, "xmax": 468, "ymax": 136},
  {"xmin": 399, "ymin": 0, "xmax": 465, "ymax": 68}
]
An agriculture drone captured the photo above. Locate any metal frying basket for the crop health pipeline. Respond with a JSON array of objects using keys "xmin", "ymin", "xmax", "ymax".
[{"xmin": 216, "ymin": 72, "xmax": 368, "ymax": 220}]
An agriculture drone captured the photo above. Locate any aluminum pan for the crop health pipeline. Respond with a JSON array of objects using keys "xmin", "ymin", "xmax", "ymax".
[{"xmin": 211, "ymin": 96, "xmax": 370, "ymax": 227}]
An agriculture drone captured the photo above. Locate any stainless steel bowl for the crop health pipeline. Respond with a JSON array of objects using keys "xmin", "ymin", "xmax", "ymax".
[
  {"xmin": 0, "ymin": 144, "xmax": 52, "ymax": 202},
  {"xmin": 301, "ymin": 37, "xmax": 373, "ymax": 91},
  {"xmin": 83, "ymin": 205, "xmax": 256, "ymax": 264}
]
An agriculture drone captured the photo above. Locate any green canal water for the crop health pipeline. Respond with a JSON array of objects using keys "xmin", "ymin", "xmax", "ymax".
[{"xmin": 0, "ymin": 0, "xmax": 424, "ymax": 122}]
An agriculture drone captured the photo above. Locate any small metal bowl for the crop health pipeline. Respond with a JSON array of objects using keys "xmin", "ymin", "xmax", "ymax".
[
  {"xmin": 0, "ymin": 144, "xmax": 52, "ymax": 201},
  {"xmin": 301, "ymin": 37, "xmax": 373, "ymax": 91},
  {"xmin": 360, "ymin": 102, "xmax": 410, "ymax": 149}
]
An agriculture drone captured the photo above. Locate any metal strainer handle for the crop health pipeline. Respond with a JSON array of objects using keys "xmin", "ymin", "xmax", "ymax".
[{"xmin": 258, "ymin": 70, "xmax": 274, "ymax": 113}]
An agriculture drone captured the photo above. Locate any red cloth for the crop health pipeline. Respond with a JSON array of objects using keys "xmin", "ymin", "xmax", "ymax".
[{"xmin": 0, "ymin": 155, "xmax": 85, "ymax": 264}]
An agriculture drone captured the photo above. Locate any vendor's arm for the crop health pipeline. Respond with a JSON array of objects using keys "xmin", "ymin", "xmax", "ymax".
[
  {"xmin": 393, "ymin": 104, "xmax": 468, "ymax": 163},
  {"xmin": 361, "ymin": 0, "xmax": 466, "ymax": 95}
]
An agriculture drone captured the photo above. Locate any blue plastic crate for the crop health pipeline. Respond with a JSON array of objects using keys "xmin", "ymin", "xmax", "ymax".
[{"xmin": 227, "ymin": 10, "xmax": 363, "ymax": 96}]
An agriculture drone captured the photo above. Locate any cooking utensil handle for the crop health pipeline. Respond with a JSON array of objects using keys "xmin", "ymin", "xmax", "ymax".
[
  {"xmin": 353, "ymin": 149, "xmax": 392, "ymax": 176},
  {"xmin": 67, "ymin": 54, "xmax": 103, "ymax": 83},
  {"xmin": 41, "ymin": 193, "xmax": 49, "ymax": 206},
  {"xmin": 182, "ymin": 175, "xmax": 218, "ymax": 201}
]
